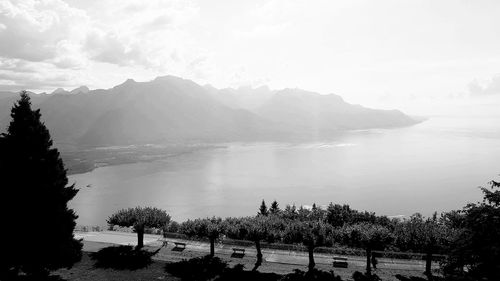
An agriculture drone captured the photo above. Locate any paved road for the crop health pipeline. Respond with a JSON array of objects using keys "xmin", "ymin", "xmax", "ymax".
[{"xmin": 75, "ymin": 231, "xmax": 433, "ymax": 274}]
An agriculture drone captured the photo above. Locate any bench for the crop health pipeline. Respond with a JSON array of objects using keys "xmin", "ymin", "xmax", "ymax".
[
  {"xmin": 333, "ymin": 256, "xmax": 348, "ymax": 268},
  {"xmin": 232, "ymin": 248, "xmax": 245, "ymax": 255},
  {"xmin": 174, "ymin": 242, "xmax": 186, "ymax": 249},
  {"xmin": 231, "ymin": 248, "xmax": 245, "ymax": 258}
]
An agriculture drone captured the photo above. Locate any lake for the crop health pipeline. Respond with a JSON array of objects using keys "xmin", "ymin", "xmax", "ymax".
[{"xmin": 69, "ymin": 116, "xmax": 500, "ymax": 226}]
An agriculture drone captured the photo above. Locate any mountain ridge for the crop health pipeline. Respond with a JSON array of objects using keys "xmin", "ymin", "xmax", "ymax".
[{"xmin": 0, "ymin": 76, "xmax": 419, "ymax": 148}]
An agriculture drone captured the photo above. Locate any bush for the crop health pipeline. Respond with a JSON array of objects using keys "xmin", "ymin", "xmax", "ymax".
[
  {"xmin": 352, "ymin": 271, "xmax": 381, "ymax": 281},
  {"xmin": 166, "ymin": 221, "xmax": 180, "ymax": 234},
  {"xmin": 90, "ymin": 245, "xmax": 153, "ymax": 270},
  {"xmin": 216, "ymin": 264, "xmax": 280, "ymax": 281},
  {"xmin": 395, "ymin": 275, "xmax": 428, "ymax": 281},
  {"xmin": 282, "ymin": 269, "xmax": 343, "ymax": 281},
  {"xmin": 2, "ymin": 274, "xmax": 67, "ymax": 281},
  {"xmin": 164, "ymin": 255, "xmax": 228, "ymax": 281}
]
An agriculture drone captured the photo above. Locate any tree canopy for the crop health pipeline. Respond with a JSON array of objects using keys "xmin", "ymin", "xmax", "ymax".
[
  {"xmin": 108, "ymin": 206, "xmax": 170, "ymax": 248},
  {"xmin": 180, "ymin": 217, "xmax": 225, "ymax": 257},
  {"xmin": 337, "ymin": 223, "xmax": 393, "ymax": 274},
  {"xmin": 444, "ymin": 180, "xmax": 500, "ymax": 280}
]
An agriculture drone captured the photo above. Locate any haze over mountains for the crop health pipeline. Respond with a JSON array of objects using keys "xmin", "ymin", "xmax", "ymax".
[{"xmin": 0, "ymin": 76, "xmax": 418, "ymax": 148}]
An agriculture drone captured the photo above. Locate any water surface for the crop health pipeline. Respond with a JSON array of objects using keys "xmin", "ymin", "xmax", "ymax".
[{"xmin": 69, "ymin": 116, "xmax": 500, "ymax": 225}]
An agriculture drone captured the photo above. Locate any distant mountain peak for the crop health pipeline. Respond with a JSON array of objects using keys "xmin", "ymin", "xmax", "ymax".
[
  {"xmin": 51, "ymin": 88, "xmax": 68, "ymax": 95},
  {"xmin": 113, "ymin": 78, "xmax": 136, "ymax": 89},
  {"xmin": 69, "ymin": 86, "xmax": 90, "ymax": 95},
  {"xmin": 153, "ymin": 75, "xmax": 184, "ymax": 83}
]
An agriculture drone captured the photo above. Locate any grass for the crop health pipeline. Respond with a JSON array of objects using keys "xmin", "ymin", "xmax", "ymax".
[{"xmin": 55, "ymin": 252, "xmax": 175, "ymax": 281}]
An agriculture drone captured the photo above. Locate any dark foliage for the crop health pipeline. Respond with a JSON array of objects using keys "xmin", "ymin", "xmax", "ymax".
[
  {"xmin": 165, "ymin": 257, "xmax": 283, "ymax": 281},
  {"xmin": 165, "ymin": 221, "xmax": 180, "ymax": 234},
  {"xmin": 164, "ymin": 256, "xmax": 228, "ymax": 281},
  {"xmin": 216, "ymin": 264, "xmax": 281, "ymax": 281},
  {"xmin": 0, "ymin": 92, "xmax": 82, "ymax": 279},
  {"xmin": 326, "ymin": 204, "xmax": 391, "ymax": 228},
  {"xmin": 443, "ymin": 180, "xmax": 500, "ymax": 281},
  {"xmin": 395, "ymin": 274, "xmax": 444, "ymax": 281},
  {"xmin": 270, "ymin": 200, "xmax": 281, "ymax": 214},
  {"xmin": 5, "ymin": 274, "xmax": 68, "ymax": 281},
  {"xmin": 90, "ymin": 245, "xmax": 153, "ymax": 270},
  {"xmin": 260, "ymin": 200, "xmax": 269, "ymax": 216},
  {"xmin": 352, "ymin": 271, "xmax": 381, "ymax": 281},
  {"xmin": 282, "ymin": 269, "xmax": 343, "ymax": 281}
]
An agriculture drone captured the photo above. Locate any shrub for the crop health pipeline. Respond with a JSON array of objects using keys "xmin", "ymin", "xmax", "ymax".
[
  {"xmin": 282, "ymin": 269, "xmax": 343, "ymax": 281},
  {"xmin": 166, "ymin": 221, "xmax": 180, "ymax": 234},
  {"xmin": 90, "ymin": 245, "xmax": 153, "ymax": 270},
  {"xmin": 164, "ymin": 255, "xmax": 228, "ymax": 281},
  {"xmin": 352, "ymin": 271, "xmax": 381, "ymax": 281},
  {"xmin": 216, "ymin": 264, "xmax": 280, "ymax": 281}
]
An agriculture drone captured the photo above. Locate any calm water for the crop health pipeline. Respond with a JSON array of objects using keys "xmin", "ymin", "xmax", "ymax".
[{"xmin": 69, "ymin": 117, "xmax": 500, "ymax": 226}]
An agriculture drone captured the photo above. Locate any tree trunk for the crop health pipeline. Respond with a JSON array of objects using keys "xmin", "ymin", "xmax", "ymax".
[
  {"xmin": 308, "ymin": 244, "xmax": 315, "ymax": 271},
  {"xmin": 425, "ymin": 251, "xmax": 432, "ymax": 276},
  {"xmin": 209, "ymin": 237, "xmax": 215, "ymax": 257},
  {"xmin": 136, "ymin": 227, "xmax": 144, "ymax": 249},
  {"xmin": 252, "ymin": 240, "xmax": 263, "ymax": 271},
  {"xmin": 366, "ymin": 248, "xmax": 372, "ymax": 275}
]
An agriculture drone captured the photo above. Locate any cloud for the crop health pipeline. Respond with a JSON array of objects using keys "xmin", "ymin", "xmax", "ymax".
[
  {"xmin": 0, "ymin": 61, "xmax": 81, "ymax": 91},
  {"xmin": 468, "ymin": 76, "xmax": 500, "ymax": 96},
  {"xmin": 0, "ymin": 0, "xmax": 212, "ymax": 91},
  {"xmin": 0, "ymin": 0, "xmax": 89, "ymax": 63}
]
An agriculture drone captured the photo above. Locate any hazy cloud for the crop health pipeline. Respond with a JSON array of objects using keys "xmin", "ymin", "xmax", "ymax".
[
  {"xmin": 0, "ymin": 0, "xmax": 207, "ymax": 91},
  {"xmin": 0, "ymin": 0, "xmax": 89, "ymax": 63},
  {"xmin": 469, "ymin": 76, "xmax": 500, "ymax": 96}
]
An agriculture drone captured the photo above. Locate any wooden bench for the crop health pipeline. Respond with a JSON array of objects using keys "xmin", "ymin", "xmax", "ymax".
[
  {"xmin": 333, "ymin": 256, "xmax": 348, "ymax": 268},
  {"xmin": 174, "ymin": 242, "xmax": 186, "ymax": 249},
  {"xmin": 232, "ymin": 248, "xmax": 245, "ymax": 255}
]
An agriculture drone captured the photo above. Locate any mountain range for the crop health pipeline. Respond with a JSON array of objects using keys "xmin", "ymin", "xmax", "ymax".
[{"xmin": 0, "ymin": 75, "xmax": 419, "ymax": 148}]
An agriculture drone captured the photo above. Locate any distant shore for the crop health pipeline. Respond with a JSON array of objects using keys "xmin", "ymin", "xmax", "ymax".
[{"xmin": 62, "ymin": 143, "xmax": 223, "ymax": 175}]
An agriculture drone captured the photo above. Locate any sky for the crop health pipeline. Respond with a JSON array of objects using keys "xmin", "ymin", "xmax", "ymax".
[{"xmin": 1, "ymin": 0, "xmax": 500, "ymax": 116}]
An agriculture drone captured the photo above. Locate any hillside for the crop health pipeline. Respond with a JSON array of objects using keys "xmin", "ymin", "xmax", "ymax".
[{"xmin": 0, "ymin": 76, "xmax": 419, "ymax": 148}]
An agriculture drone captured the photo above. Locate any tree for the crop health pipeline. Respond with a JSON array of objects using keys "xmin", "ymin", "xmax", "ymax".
[
  {"xmin": 180, "ymin": 217, "xmax": 224, "ymax": 257},
  {"xmin": 108, "ymin": 207, "xmax": 170, "ymax": 249},
  {"xmin": 444, "ymin": 180, "xmax": 500, "ymax": 280},
  {"xmin": 270, "ymin": 200, "xmax": 280, "ymax": 214},
  {"xmin": 0, "ymin": 92, "xmax": 82, "ymax": 279},
  {"xmin": 393, "ymin": 213, "xmax": 455, "ymax": 276},
  {"xmin": 282, "ymin": 204, "xmax": 298, "ymax": 220},
  {"xmin": 340, "ymin": 223, "xmax": 393, "ymax": 275},
  {"xmin": 259, "ymin": 199, "xmax": 269, "ymax": 216},
  {"xmin": 283, "ymin": 221, "xmax": 332, "ymax": 271},
  {"xmin": 244, "ymin": 216, "xmax": 270, "ymax": 271}
]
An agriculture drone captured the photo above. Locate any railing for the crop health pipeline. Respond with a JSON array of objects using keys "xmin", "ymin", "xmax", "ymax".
[{"xmin": 75, "ymin": 225, "xmax": 105, "ymax": 232}]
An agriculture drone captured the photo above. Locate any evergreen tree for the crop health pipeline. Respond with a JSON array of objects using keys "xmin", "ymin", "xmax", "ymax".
[
  {"xmin": 0, "ymin": 92, "xmax": 82, "ymax": 279},
  {"xmin": 269, "ymin": 200, "xmax": 280, "ymax": 214},
  {"xmin": 259, "ymin": 199, "xmax": 269, "ymax": 216}
]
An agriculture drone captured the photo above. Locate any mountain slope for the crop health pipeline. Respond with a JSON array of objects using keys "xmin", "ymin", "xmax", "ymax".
[
  {"xmin": 0, "ymin": 76, "xmax": 419, "ymax": 147},
  {"xmin": 256, "ymin": 89, "xmax": 417, "ymax": 136}
]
